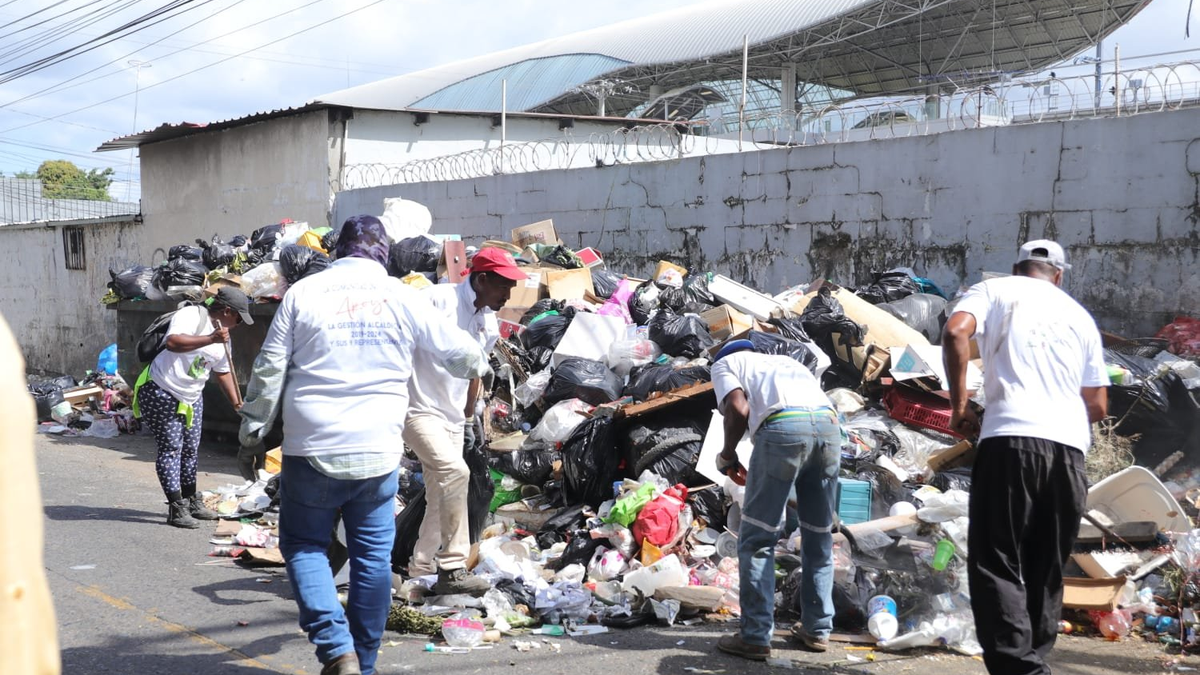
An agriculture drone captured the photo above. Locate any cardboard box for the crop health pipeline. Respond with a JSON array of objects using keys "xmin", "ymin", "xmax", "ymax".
[
  {"xmin": 440, "ymin": 240, "xmax": 468, "ymax": 283},
  {"xmin": 1062, "ymin": 576, "xmax": 1127, "ymax": 611},
  {"xmin": 552, "ymin": 312, "xmax": 626, "ymax": 367},
  {"xmin": 511, "ymin": 220, "xmax": 559, "ymax": 248},
  {"xmin": 925, "ymin": 439, "xmax": 977, "ymax": 474},
  {"xmin": 700, "ymin": 305, "xmax": 754, "ymax": 342},
  {"xmin": 576, "ymin": 247, "xmax": 604, "ymax": 268},
  {"xmin": 501, "ymin": 266, "xmax": 547, "ymax": 322},
  {"xmin": 653, "ymin": 260, "xmax": 688, "ymax": 286},
  {"xmin": 545, "ymin": 267, "xmax": 594, "ymax": 300}
]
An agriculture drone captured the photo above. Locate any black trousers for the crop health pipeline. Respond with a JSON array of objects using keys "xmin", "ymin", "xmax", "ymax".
[{"xmin": 968, "ymin": 436, "xmax": 1087, "ymax": 675}]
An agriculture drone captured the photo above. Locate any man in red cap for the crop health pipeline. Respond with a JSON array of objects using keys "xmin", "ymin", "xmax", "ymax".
[{"xmin": 403, "ymin": 246, "xmax": 523, "ymax": 595}]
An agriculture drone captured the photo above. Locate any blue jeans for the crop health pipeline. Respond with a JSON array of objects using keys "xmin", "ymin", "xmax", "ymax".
[
  {"xmin": 279, "ymin": 456, "xmax": 398, "ymax": 675},
  {"xmin": 738, "ymin": 409, "xmax": 840, "ymax": 646}
]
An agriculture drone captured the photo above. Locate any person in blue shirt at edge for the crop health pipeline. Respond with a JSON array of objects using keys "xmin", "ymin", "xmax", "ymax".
[
  {"xmin": 238, "ymin": 215, "xmax": 491, "ymax": 675},
  {"xmin": 132, "ymin": 285, "xmax": 252, "ymax": 529},
  {"xmin": 710, "ymin": 339, "xmax": 840, "ymax": 661},
  {"xmin": 403, "ymin": 246, "xmax": 523, "ymax": 597}
]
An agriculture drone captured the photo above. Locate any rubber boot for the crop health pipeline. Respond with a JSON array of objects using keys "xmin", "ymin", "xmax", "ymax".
[
  {"xmin": 167, "ymin": 499, "xmax": 200, "ymax": 529},
  {"xmin": 188, "ymin": 494, "xmax": 219, "ymax": 521},
  {"xmin": 433, "ymin": 568, "xmax": 491, "ymax": 597}
]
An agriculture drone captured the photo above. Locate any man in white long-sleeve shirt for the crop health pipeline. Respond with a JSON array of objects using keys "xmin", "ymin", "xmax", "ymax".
[
  {"xmin": 239, "ymin": 216, "xmax": 490, "ymax": 675},
  {"xmin": 404, "ymin": 247, "xmax": 522, "ymax": 596}
]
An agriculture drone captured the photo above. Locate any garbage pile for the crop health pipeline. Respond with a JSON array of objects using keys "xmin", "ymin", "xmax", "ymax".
[{"xmin": 28, "ymin": 343, "xmax": 136, "ymax": 437}]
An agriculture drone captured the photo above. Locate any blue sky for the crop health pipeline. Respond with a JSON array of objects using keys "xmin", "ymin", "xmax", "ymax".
[{"xmin": 0, "ymin": 0, "xmax": 1191, "ymax": 201}]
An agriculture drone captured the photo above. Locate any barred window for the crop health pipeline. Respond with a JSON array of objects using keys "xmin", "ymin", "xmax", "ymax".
[{"xmin": 63, "ymin": 226, "xmax": 85, "ymax": 270}]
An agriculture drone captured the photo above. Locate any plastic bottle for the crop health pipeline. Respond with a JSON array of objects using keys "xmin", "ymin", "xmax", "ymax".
[
  {"xmin": 931, "ymin": 539, "xmax": 956, "ymax": 571},
  {"xmin": 1146, "ymin": 615, "xmax": 1178, "ymax": 634},
  {"xmin": 441, "ymin": 614, "xmax": 485, "ymax": 648},
  {"xmin": 866, "ymin": 595, "xmax": 899, "ymax": 641},
  {"xmin": 1095, "ymin": 610, "xmax": 1132, "ymax": 639},
  {"xmin": 424, "ymin": 644, "xmax": 469, "ymax": 654}
]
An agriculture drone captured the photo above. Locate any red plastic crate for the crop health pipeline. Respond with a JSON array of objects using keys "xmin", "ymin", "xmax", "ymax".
[{"xmin": 882, "ymin": 387, "xmax": 964, "ymax": 439}]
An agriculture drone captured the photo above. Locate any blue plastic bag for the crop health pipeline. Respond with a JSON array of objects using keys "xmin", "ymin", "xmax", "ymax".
[{"xmin": 97, "ymin": 343, "xmax": 118, "ymax": 375}]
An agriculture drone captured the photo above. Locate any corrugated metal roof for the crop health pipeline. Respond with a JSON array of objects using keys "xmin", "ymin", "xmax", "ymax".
[{"xmin": 94, "ymin": 104, "xmax": 326, "ymax": 152}]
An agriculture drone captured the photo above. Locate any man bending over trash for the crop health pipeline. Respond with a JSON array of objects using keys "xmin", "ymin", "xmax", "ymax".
[
  {"xmin": 239, "ymin": 215, "xmax": 490, "ymax": 675},
  {"xmin": 711, "ymin": 339, "xmax": 840, "ymax": 662}
]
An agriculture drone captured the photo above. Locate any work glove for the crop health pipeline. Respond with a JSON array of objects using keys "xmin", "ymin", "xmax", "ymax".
[
  {"xmin": 463, "ymin": 420, "xmax": 477, "ymax": 450},
  {"xmin": 237, "ymin": 444, "xmax": 267, "ymax": 482}
]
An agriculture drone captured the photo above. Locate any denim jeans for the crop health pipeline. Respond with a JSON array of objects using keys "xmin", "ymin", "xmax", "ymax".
[
  {"xmin": 279, "ymin": 456, "xmax": 398, "ymax": 675},
  {"xmin": 738, "ymin": 409, "xmax": 840, "ymax": 646}
]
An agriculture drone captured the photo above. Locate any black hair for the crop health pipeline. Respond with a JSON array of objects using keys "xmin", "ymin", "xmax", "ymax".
[{"xmin": 1014, "ymin": 259, "xmax": 1059, "ymax": 279}]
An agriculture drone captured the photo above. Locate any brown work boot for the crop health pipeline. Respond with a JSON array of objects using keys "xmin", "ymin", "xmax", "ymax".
[
  {"xmin": 167, "ymin": 499, "xmax": 200, "ymax": 529},
  {"xmin": 320, "ymin": 652, "xmax": 361, "ymax": 675},
  {"xmin": 790, "ymin": 623, "xmax": 830, "ymax": 652},
  {"xmin": 434, "ymin": 567, "xmax": 491, "ymax": 597},
  {"xmin": 716, "ymin": 633, "xmax": 771, "ymax": 661},
  {"xmin": 188, "ymin": 494, "xmax": 219, "ymax": 520}
]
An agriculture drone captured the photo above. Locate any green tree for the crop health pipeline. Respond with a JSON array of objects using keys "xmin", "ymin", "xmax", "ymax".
[
  {"xmin": 36, "ymin": 160, "xmax": 113, "ymax": 201},
  {"xmin": 14, "ymin": 169, "xmax": 35, "ymax": 179}
]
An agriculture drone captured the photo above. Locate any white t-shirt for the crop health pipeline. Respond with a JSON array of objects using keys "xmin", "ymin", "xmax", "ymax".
[
  {"xmin": 259, "ymin": 258, "xmax": 489, "ymax": 457},
  {"xmin": 149, "ymin": 305, "xmax": 229, "ymax": 405},
  {"xmin": 954, "ymin": 276, "xmax": 1108, "ymax": 452},
  {"xmin": 407, "ymin": 279, "xmax": 499, "ymax": 426},
  {"xmin": 711, "ymin": 351, "xmax": 832, "ymax": 435}
]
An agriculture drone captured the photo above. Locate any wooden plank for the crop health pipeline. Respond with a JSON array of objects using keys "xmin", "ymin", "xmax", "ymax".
[{"xmin": 616, "ymin": 382, "xmax": 715, "ymax": 420}]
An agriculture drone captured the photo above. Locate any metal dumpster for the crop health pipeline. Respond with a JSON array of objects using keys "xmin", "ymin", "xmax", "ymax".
[{"xmin": 110, "ymin": 300, "xmax": 279, "ymax": 437}]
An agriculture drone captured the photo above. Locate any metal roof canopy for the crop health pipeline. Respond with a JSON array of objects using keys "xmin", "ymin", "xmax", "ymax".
[
  {"xmin": 313, "ymin": 0, "xmax": 1152, "ymax": 118},
  {"xmin": 534, "ymin": 0, "xmax": 1152, "ymax": 116}
]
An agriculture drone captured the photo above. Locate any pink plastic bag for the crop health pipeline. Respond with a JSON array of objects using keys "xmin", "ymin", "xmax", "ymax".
[{"xmin": 598, "ymin": 279, "xmax": 637, "ymax": 324}]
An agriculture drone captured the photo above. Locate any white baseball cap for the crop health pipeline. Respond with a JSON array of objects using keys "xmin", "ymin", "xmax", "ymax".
[{"xmin": 1017, "ymin": 239, "xmax": 1071, "ymax": 270}]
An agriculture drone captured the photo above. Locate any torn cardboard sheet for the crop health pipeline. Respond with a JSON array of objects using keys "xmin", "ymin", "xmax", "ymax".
[{"xmin": 889, "ymin": 344, "xmax": 983, "ymax": 392}]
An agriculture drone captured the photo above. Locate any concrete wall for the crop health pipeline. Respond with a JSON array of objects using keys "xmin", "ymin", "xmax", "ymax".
[
  {"xmin": 335, "ymin": 108, "xmax": 1200, "ymax": 336},
  {"xmin": 0, "ymin": 218, "xmax": 142, "ymax": 376},
  {"xmin": 139, "ymin": 110, "xmax": 334, "ymax": 253}
]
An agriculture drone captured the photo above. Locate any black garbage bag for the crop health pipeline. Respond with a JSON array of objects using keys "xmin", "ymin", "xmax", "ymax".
[
  {"xmin": 767, "ymin": 312, "xmax": 812, "ymax": 343},
  {"xmin": 109, "ymin": 265, "xmax": 156, "ymax": 299},
  {"xmin": 522, "ymin": 312, "xmax": 573, "ymax": 352},
  {"xmin": 227, "ymin": 235, "xmax": 247, "ymax": 248},
  {"xmin": 929, "ymin": 467, "xmax": 972, "ymax": 493},
  {"xmin": 546, "ymin": 529, "xmax": 604, "ymax": 571},
  {"xmin": 629, "ymin": 282, "xmax": 662, "ymax": 326},
  {"xmin": 641, "ymin": 442, "xmax": 705, "ymax": 487},
  {"xmin": 321, "ymin": 228, "xmax": 340, "ymax": 255},
  {"xmin": 168, "ymin": 245, "xmax": 203, "ymax": 262},
  {"xmin": 625, "ymin": 417, "xmax": 708, "ymax": 485},
  {"xmin": 1104, "ymin": 349, "xmax": 1198, "ymax": 465},
  {"xmin": 388, "ymin": 236, "xmax": 442, "ymax": 278},
  {"xmin": 536, "ymin": 504, "xmax": 588, "ymax": 550},
  {"xmin": 746, "ymin": 330, "xmax": 821, "ymax": 375},
  {"xmin": 250, "ymin": 223, "xmax": 284, "ymax": 252},
  {"xmin": 525, "ymin": 346, "xmax": 554, "ymax": 375},
  {"xmin": 279, "ymin": 244, "xmax": 331, "ymax": 284},
  {"xmin": 855, "ymin": 464, "xmax": 913, "ymax": 520},
  {"xmin": 827, "ymin": 566, "xmax": 877, "ymax": 631},
  {"xmin": 539, "ymin": 245, "xmax": 583, "ymax": 269},
  {"xmin": 624, "ymin": 364, "xmax": 711, "ymax": 402},
  {"xmin": 154, "ymin": 258, "xmax": 207, "ymax": 290},
  {"xmin": 543, "ymin": 358, "xmax": 623, "ymax": 406},
  {"xmin": 465, "ymin": 437, "xmax": 494, "ymax": 544},
  {"xmin": 649, "ymin": 309, "xmax": 715, "ymax": 358},
  {"xmin": 688, "ymin": 486, "xmax": 727, "ymax": 531},
  {"xmin": 800, "ymin": 287, "xmax": 865, "ymax": 353},
  {"xmin": 521, "ymin": 299, "xmax": 572, "ymax": 325},
  {"xmin": 591, "ymin": 270, "xmax": 622, "ymax": 300},
  {"xmin": 29, "ymin": 382, "xmax": 65, "ymax": 421},
  {"xmin": 391, "ymin": 488, "xmax": 427, "ymax": 572},
  {"xmin": 856, "ymin": 271, "xmax": 920, "ymax": 305},
  {"xmin": 561, "ymin": 416, "xmax": 621, "ymax": 508},
  {"xmin": 490, "ymin": 449, "xmax": 557, "ymax": 486},
  {"xmin": 658, "ymin": 274, "xmax": 717, "ymax": 315},
  {"xmin": 878, "ymin": 293, "xmax": 948, "ymax": 344},
  {"xmin": 199, "ymin": 239, "xmax": 237, "ymax": 270}
]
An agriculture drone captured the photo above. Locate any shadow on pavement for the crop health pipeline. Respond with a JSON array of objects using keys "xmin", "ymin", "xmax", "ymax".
[
  {"xmin": 193, "ymin": 576, "xmax": 294, "ymax": 607},
  {"xmin": 44, "ymin": 504, "xmax": 163, "ymax": 525}
]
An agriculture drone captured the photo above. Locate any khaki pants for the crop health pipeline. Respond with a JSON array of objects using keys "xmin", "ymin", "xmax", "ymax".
[
  {"xmin": 402, "ymin": 413, "xmax": 468, "ymax": 576},
  {"xmin": 0, "ymin": 313, "xmax": 60, "ymax": 675}
]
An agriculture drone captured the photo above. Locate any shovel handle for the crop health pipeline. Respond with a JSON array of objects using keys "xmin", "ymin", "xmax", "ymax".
[{"xmin": 213, "ymin": 319, "xmax": 242, "ymax": 407}]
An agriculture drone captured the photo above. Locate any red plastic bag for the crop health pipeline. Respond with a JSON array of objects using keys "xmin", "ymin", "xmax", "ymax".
[
  {"xmin": 632, "ymin": 484, "xmax": 689, "ymax": 548},
  {"xmin": 1156, "ymin": 316, "xmax": 1200, "ymax": 357}
]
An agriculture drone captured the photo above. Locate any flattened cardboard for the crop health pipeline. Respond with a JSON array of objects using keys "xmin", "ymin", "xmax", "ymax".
[
  {"xmin": 500, "ymin": 266, "xmax": 547, "ymax": 324},
  {"xmin": 511, "ymin": 220, "xmax": 559, "ymax": 248},
  {"xmin": 1062, "ymin": 576, "xmax": 1127, "ymax": 610},
  {"xmin": 700, "ymin": 305, "xmax": 754, "ymax": 342},
  {"xmin": 441, "ymin": 240, "xmax": 468, "ymax": 283},
  {"xmin": 545, "ymin": 267, "xmax": 594, "ymax": 300},
  {"xmin": 925, "ymin": 440, "xmax": 977, "ymax": 474}
]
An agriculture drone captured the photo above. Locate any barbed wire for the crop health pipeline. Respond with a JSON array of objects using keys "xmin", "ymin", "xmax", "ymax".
[{"xmin": 338, "ymin": 59, "xmax": 1200, "ymax": 190}]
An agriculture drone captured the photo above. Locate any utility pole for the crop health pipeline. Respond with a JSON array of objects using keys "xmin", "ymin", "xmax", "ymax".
[{"xmin": 126, "ymin": 59, "xmax": 151, "ymax": 202}]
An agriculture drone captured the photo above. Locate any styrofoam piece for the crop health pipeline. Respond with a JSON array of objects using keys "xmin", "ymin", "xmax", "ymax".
[
  {"xmin": 709, "ymin": 274, "xmax": 786, "ymax": 321},
  {"xmin": 1086, "ymin": 466, "xmax": 1191, "ymax": 534},
  {"xmin": 697, "ymin": 410, "xmax": 753, "ymax": 485},
  {"xmin": 551, "ymin": 312, "xmax": 627, "ymax": 368}
]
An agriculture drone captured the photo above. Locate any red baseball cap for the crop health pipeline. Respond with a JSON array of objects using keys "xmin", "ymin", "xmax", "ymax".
[{"xmin": 470, "ymin": 247, "xmax": 526, "ymax": 281}]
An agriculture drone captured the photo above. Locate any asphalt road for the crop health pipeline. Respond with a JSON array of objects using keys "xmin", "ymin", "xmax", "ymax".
[{"xmin": 37, "ymin": 431, "xmax": 1197, "ymax": 675}]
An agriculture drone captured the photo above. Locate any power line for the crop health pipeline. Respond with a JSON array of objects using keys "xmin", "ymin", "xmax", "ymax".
[
  {"xmin": 0, "ymin": 0, "xmax": 78, "ymax": 31},
  {"xmin": 0, "ymin": 0, "xmax": 147, "ymax": 69},
  {"xmin": 0, "ymin": 0, "xmax": 392, "ymax": 137}
]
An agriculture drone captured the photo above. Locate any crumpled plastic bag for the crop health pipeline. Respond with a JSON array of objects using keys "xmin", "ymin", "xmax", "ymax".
[
  {"xmin": 535, "ymin": 581, "xmax": 593, "ymax": 623},
  {"xmin": 199, "ymin": 238, "xmax": 237, "ymax": 270},
  {"xmin": 587, "ymin": 546, "xmax": 629, "ymax": 582},
  {"xmin": 561, "ymin": 416, "xmax": 622, "ymax": 508},
  {"xmin": 388, "ymin": 236, "xmax": 442, "ymax": 278},
  {"xmin": 624, "ymin": 363, "xmax": 710, "ymax": 402},
  {"xmin": 168, "ymin": 245, "xmax": 202, "ymax": 262},
  {"xmin": 490, "ymin": 449, "xmax": 557, "ymax": 486},
  {"xmin": 800, "ymin": 286, "xmax": 865, "ymax": 350},
  {"xmin": 607, "ymin": 338, "xmax": 661, "ymax": 378},
  {"xmin": 109, "ymin": 265, "xmax": 156, "ymax": 299},
  {"xmin": 648, "ymin": 309, "xmax": 715, "ymax": 358},
  {"xmin": 529, "ymin": 398, "xmax": 593, "ymax": 444},
  {"xmin": 83, "ymin": 417, "xmax": 119, "ymax": 438},
  {"xmin": 916, "ymin": 489, "xmax": 969, "ymax": 523},
  {"xmin": 522, "ymin": 312, "xmax": 573, "ymax": 352},
  {"xmin": 240, "ymin": 261, "xmax": 288, "ymax": 300},
  {"xmin": 603, "ymin": 483, "xmax": 657, "ymax": 528},
  {"xmin": 856, "ymin": 271, "xmax": 920, "ymax": 305},
  {"xmin": 513, "ymin": 370, "xmax": 552, "ymax": 408},
  {"xmin": 878, "ymin": 293, "xmax": 948, "ymax": 344},
  {"xmin": 591, "ymin": 269, "xmax": 623, "ymax": 299},
  {"xmin": 598, "ymin": 279, "xmax": 638, "ymax": 324},
  {"xmin": 250, "ymin": 223, "xmax": 284, "ymax": 253},
  {"xmin": 154, "ymin": 258, "xmax": 207, "ymax": 291},
  {"xmin": 629, "ymin": 282, "xmax": 661, "ymax": 326}
]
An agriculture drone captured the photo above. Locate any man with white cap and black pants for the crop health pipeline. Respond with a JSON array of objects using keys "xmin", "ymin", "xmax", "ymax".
[{"xmin": 943, "ymin": 240, "xmax": 1109, "ymax": 675}]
